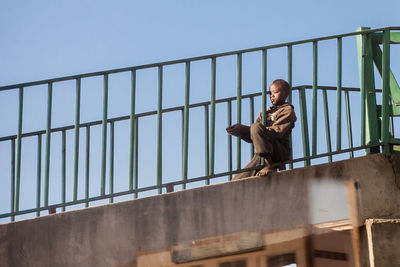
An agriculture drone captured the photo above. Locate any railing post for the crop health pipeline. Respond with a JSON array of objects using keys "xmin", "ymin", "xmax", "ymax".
[
  {"xmin": 36, "ymin": 134, "xmax": 42, "ymax": 217},
  {"xmin": 182, "ymin": 62, "xmax": 190, "ymax": 188},
  {"xmin": 157, "ymin": 66, "xmax": 163, "ymax": 194},
  {"xmin": 261, "ymin": 50, "xmax": 267, "ymax": 125},
  {"xmin": 312, "ymin": 41, "xmax": 318, "ymax": 157},
  {"xmin": 73, "ymin": 78, "xmax": 81, "ymax": 201},
  {"xmin": 336, "ymin": 37, "xmax": 342, "ymax": 151},
  {"xmin": 44, "ymin": 82, "xmax": 53, "ymax": 207},
  {"xmin": 129, "ymin": 70, "xmax": 136, "ymax": 193},
  {"xmin": 236, "ymin": 53, "xmax": 242, "ymax": 170},
  {"xmin": 85, "ymin": 126, "xmax": 90, "ymax": 207},
  {"xmin": 101, "ymin": 74, "xmax": 109, "ymax": 195},
  {"xmin": 14, "ymin": 87, "xmax": 23, "ymax": 212},
  {"xmin": 381, "ymin": 29, "xmax": 390, "ymax": 153},
  {"xmin": 299, "ymin": 87, "xmax": 311, "ymax": 166},
  {"xmin": 11, "ymin": 139, "xmax": 16, "ymax": 221},
  {"xmin": 287, "ymin": 45, "xmax": 293, "ymax": 169},
  {"xmin": 61, "ymin": 130, "xmax": 66, "ymax": 211},
  {"xmin": 357, "ymin": 27, "xmax": 380, "ymax": 154},
  {"xmin": 209, "ymin": 57, "xmax": 216, "ymax": 176}
]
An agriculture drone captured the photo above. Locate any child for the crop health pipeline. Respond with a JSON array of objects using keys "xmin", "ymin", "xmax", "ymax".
[{"xmin": 226, "ymin": 79, "xmax": 297, "ymax": 180}]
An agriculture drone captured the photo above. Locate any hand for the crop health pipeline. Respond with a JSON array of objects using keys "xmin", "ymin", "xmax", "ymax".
[
  {"xmin": 226, "ymin": 124, "xmax": 251, "ymax": 143},
  {"xmin": 226, "ymin": 124, "xmax": 248, "ymax": 137}
]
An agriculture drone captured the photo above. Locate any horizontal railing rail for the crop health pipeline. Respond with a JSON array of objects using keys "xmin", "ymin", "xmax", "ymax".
[{"xmin": 1, "ymin": 26, "xmax": 398, "ymax": 222}]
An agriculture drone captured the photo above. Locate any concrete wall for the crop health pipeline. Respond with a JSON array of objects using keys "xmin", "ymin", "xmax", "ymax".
[
  {"xmin": 365, "ymin": 219, "xmax": 400, "ymax": 267},
  {"xmin": 1, "ymin": 153, "xmax": 400, "ymax": 267}
]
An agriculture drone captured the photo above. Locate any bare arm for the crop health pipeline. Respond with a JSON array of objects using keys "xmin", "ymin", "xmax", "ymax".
[{"xmin": 226, "ymin": 124, "xmax": 252, "ymax": 143}]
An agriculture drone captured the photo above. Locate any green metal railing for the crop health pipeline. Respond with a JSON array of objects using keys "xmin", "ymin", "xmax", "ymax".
[{"xmin": 1, "ymin": 27, "xmax": 399, "ymax": 222}]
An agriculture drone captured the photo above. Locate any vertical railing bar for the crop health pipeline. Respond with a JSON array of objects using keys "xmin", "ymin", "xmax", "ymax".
[
  {"xmin": 85, "ymin": 126, "xmax": 90, "ymax": 207},
  {"xmin": 129, "ymin": 70, "xmax": 136, "ymax": 192},
  {"xmin": 336, "ymin": 37, "xmax": 343, "ymax": 151},
  {"xmin": 73, "ymin": 78, "xmax": 81, "ymax": 201},
  {"xmin": 287, "ymin": 45, "xmax": 293, "ymax": 169},
  {"xmin": 101, "ymin": 74, "xmax": 108, "ymax": 196},
  {"xmin": 10, "ymin": 139, "xmax": 15, "ymax": 221},
  {"xmin": 156, "ymin": 66, "xmax": 163, "ymax": 194},
  {"xmin": 204, "ymin": 105, "xmax": 210, "ymax": 185},
  {"xmin": 36, "ymin": 134, "xmax": 42, "ymax": 217},
  {"xmin": 44, "ymin": 82, "xmax": 53, "ymax": 207},
  {"xmin": 182, "ymin": 61, "xmax": 190, "ymax": 187},
  {"xmin": 381, "ymin": 29, "xmax": 390, "ymax": 153},
  {"xmin": 262, "ymin": 50, "xmax": 267, "ymax": 125},
  {"xmin": 61, "ymin": 130, "xmax": 66, "ymax": 211},
  {"xmin": 312, "ymin": 41, "xmax": 318, "ymax": 156},
  {"xmin": 227, "ymin": 101, "xmax": 233, "ymax": 180},
  {"xmin": 209, "ymin": 57, "xmax": 216, "ymax": 176},
  {"xmin": 360, "ymin": 34, "xmax": 366, "ymax": 146},
  {"xmin": 14, "ymin": 87, "xmax": 23, "ymax": 212},
  {"xmin": 261, "ymin": 49, "xmax": 267, "ymax": 169},
  {"xmin": 236, "ymin": 53, "xmax": 242, "ymax": 170},
  {"xmin": 134, "ymin": 118, "xmax": 139, "ymax": 198},
  {"xmin": 323, "ymin": 89, "xmax": 332, "ymax": 162},
  {"xmin": 250, "ymin": 96, "xmax": 255, "ymax": 158},
  {"xmin": 299, "ymin": 87, "xmax": 311, "ymax": 166},
  {"xmin": 181, "ymin": 110, "xmax": 186, "ymax": 189},
  {"xmin": 109, "ymin": 121, "xmax": 114, "ymax": 203},
  {"xmin": 345, "ymin": 90, "xmax": 354, "ymax": 158}
]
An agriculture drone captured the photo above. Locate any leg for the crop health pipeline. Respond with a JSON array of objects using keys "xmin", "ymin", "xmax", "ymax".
[
  {"xmin": 232, "ymin": 154, "xmax": 260, "ymax": 180},
  {"xmin": 250, "ymin": 122, "xmax": 276, "ymax": 176}
]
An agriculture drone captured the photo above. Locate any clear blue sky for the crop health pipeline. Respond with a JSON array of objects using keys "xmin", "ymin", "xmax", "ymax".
[
  {"xmin": 1, "ymin": 0, "xmax": 399, "ymax": 85},
  {"xmin": 0, "ymin": 1, "xmax": 399, "ymax": 222}
]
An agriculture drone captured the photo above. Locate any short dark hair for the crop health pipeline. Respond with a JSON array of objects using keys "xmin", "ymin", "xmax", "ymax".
[{"xmin": 271, "ymin": 79, "xmax": 291, "ymax": 98}]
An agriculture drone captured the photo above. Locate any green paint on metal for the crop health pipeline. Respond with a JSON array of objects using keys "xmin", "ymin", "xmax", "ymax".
[
  {"xmin": 10, "ymin": 139, "xmax": 15, "ymax": 221},
  {"xmin": 236, "ymin": 53, "xmax": 242, "ymax": 170},
  {"xmin": 262, "ymin": 50, "xmax": 267, "ymax": 125},
  {"xmin": 227, "ymin": 101, "xmax": 233, "ymax": 181},
  {"xmin": 209, "ymin": 57, "xmax": 216, "ymax": 176},
  {"xmin": 62, "ymin": 130, "xmax": 66, "ymax": 212},
  {"xmin": 299, "ymin": 87, "xmax": 311, "ymax": 166},
  {"xmin": 323, "ymin": 90, "xmax": 332, "ymax": 162},
  {"xmin": 345, "ymin": 90, "xmax": 354, "ymax": 158},
  {"xmin": 250, "ymin": 96, "xmax": 255, "ymax": 158},
  {"xmin": 157, "ymin": 66, "xmax": 163, "ymax": 194},
  {"xmin": 336, "ymin": 38, "xmax": 342, "ymax": 151},
  {"xmin": 44, "ymin": 82, "xmax": 53, "ymax": 207},
  {"xmin": 204, "ymin": 105, "xmax": 210, "ymax": 184},
  {"xmin": 287, "ymin": 45, "xmax": 293, "ymax": 170},
  {"xmin": 312, "ymin": 41, "xmax": 318, "ymax": 157},
  {"xmin": 85, "ymin": 126, "xmax": 90, "ymax": 207},
  {"xmin": 134, "ymin": 118, "xmax": 139, "ymax": 198},
  {"xmin": 73, "ymin": 78, "xmax": 81, "ymax": 201},
  {"xmin": 182, "ymin": 62, "xmax": 190, "ymax": 185},
  {"xmin": 15, "ymin": 87, "xmax": 23, "ymax": 212},
  {"xmin": 110, "ymin": 121, "xmax": 115, "ymax": 203},
  {"xmin": 356, "ymin": 28, "xmax": 380, "ymax": 152},
  {"xmin": 129, "ymin": 70, "xmax": 136, "ymax": 191},
  {"xmin": 381, "ymin": 30, "xmax": 391, "ymax": 153},
  {"xmin": 101, "ymin": 74, "xmax": 109, "ymax": 195},
  {"xmin": 36, "ymin": 135, "xmax": 42, "ymax": 217}
]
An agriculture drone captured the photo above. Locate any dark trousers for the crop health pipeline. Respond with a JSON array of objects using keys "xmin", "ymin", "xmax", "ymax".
[{"xmin": 232, "ymin": 122, "xmax": 289, "ymax": 180}]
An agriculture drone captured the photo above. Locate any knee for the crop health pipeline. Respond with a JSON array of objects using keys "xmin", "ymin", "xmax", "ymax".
[{"xmin": 250, "ymin": 122, "xmax": 265, "ymax": 136}]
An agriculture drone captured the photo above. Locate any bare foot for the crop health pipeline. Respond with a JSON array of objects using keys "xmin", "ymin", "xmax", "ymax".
[{"xmin": 256, "ymin": 166, "xmax": 276, "ymax": 176}]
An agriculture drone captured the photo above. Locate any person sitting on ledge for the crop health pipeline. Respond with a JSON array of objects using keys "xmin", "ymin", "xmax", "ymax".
[{"xmin": 226, "ymin": 79, "xmax": 297, "ymax": 180}]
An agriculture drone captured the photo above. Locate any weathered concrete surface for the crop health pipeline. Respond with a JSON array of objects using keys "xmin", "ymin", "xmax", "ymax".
[
  {"xmin": 0, "ymin": 153, "xmax": 399, "ymax": 267},
  {"xmin": 365, "ymin": 219, "xmax": 400, "ymax": 267}
]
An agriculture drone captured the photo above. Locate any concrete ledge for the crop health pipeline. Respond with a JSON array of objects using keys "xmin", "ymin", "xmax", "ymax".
[{"xmin": 0, "ymin": 154, "xmax": 399, "ymax": 267}]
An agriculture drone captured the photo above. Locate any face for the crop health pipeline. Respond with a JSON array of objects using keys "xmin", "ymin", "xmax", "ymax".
[{"xmin": 269, "ymin": 84, "xmax": 287, "ymax": 105}]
